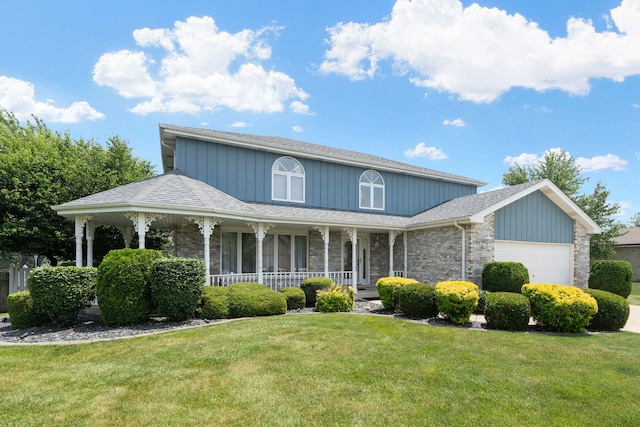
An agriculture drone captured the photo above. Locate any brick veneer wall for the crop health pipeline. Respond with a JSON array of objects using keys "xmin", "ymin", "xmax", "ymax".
[
  {"xmin": 173, "ymin": 224, "xmax": 221, "ymax": 274},
  {"xmin": 609, "ymin": 247, "xmax": 640, "ymax": 281},
  {"xmin": 467, "ymin": 214, "xmax": 495, "ymax": 287},
  {"xmin": 407, "ymin": 226, "xmax": 464, "ymax": 285}
]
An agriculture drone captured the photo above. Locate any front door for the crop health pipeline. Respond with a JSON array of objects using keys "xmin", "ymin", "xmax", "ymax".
[{"xmin": 342, "ymin": 236, "xmax": 370, "ymax": 286}]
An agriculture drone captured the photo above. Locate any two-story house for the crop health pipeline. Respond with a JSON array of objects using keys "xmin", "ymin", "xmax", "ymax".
[{"xmin": 53, "ymin": 124, "xmax": 601, "ymax": 292}]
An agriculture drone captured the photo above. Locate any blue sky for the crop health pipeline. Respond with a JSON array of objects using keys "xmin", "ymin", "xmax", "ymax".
[{"xmin": 1, "ymin": 0, "xmax": 639, "ymax": 222}]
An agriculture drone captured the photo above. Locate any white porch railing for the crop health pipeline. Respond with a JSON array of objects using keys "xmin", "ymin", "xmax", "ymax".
[
  {"xmin": 210, "ymin": 271, "xmax": 354, "ymax": 292},
  {"xmin": 4, "ymin": 265, "xmax": 31, "ymax": 294},
  {"xmin": 393, "ymin": 270, "xmax": 405, "ymax": 277}
]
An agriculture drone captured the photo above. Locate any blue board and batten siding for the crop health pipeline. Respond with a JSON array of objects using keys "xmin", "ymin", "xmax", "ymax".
[
  {"xmin": 495, "ymin": 191, "xmax": 574, "ymax": 244},
  {"xmin": 176, "ymin": 137, "xmax": 476, "ymax": 216}
]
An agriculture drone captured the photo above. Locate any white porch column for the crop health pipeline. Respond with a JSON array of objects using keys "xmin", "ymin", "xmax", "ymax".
[
  {"xmin": 313, "ymin": 226, "xmax": 330, "ymax": 276},
  {"xmin": 343, "ymin": 227, "xmax": 358, "ymax": 294},
  {"xmin": 187, "ymin": 216, "xmax": 222, "ymax": 282},
  {"xmin": 403, "ymin": 231, "xmax": 408, "ymax": 277},
  {"xmin": 389, "ymin": 230, "xmax": 401, "ymax": 277},
  {"xmin": 124, "ymin": 212, "xmax": 164, "ymax": 249},
  {"xmin": 86, "ymin": 221, "xmax": 95, "ymax": 267},
  {"xmin": 248, "ymin": 222, "xmax": 275, "ymax": 284},
  {"xmin": 118, "ymin": 226, "xmax": 133, "ymax": 248},
  {"xmin": 74, "ymin": 215, "xmax": 91, "ymax": 267}
]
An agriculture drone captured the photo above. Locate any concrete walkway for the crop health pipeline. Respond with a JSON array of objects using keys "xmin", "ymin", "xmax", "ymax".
[{"xmin": 622, "ymin": 305, "xmax": 640, "ymax": 333}]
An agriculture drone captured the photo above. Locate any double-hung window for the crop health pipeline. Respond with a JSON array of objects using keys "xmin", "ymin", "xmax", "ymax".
[
  {"xmin": 272, "ymin": 157, "xmax": 305, "ymax": 203},
  {"xmin": 359, "ymin": 170, "xmax": 385, "ymax": 210}
]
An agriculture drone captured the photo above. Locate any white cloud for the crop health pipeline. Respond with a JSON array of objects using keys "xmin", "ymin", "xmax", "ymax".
[
  {"xmin": 504, "ymin": 148, "xmax": 628, "ymax": 172},
  {"xmin": 443, "ymin": 118, "xmax": 465, "ymax": 127},
  {"xmin": 0, "ymin": 75, "xmax": 104, "ymax": 123},
  {"xmin": 577, "ymin": 154, "xmax": 627, "ymax": 171},
  {"xmin": 320, "ymin": 0, "xmax": 640, "ymax": 102},
  {"xmin": 404, "ymin": 142, "xmax": 448, "ymax": 160},
  {"xmin": 292, "ymin": 125, "xmax": 304, "ymax": 133},
  {"xmin": 230, "ymin": 121, "xmax": 251, "ymax": 128},
  {"xmin": 632, "ymin": 103, "xmax": 640, "ymax": 108},
  {"xmin": 93, "ymin": 16, "xmax": 310, "ymax": 115}
]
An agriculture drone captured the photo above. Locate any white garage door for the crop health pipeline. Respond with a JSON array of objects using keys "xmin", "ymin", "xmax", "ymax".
[{"xmin": 494, "ymin": 241, "xmax": 573, "ymax": 286}]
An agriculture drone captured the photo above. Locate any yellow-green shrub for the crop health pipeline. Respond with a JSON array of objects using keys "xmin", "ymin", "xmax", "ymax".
[
  {"xmin": 375, "ymin": 276, "xmax": 419, "ymax": 311},
  {"xmin": 521, "ymin": 284, "xmax": 598, "ymax": 332},
  {"xmin": 316, "ymin": 285, "xmax": 355, "ymax": 312},
  {"xmin": 435, "ymin": 281, "xmax": 479, "ymax": 325}
]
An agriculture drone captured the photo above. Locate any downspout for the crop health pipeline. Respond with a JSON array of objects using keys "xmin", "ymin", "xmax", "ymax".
[{"xmin": 453, "ymin": 221, "xmax": 466, "ymax": 281}]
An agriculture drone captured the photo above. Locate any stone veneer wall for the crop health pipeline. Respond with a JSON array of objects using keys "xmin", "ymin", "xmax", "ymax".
[
  {"xmin": 574, "ymin": 223, "xmax": 590, "ymax": 288},
  {"xmin": 173, "ymin": 224, "xmax": 221, "ymax": 274}
]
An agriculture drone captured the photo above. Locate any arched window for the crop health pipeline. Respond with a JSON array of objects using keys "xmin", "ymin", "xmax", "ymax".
[
  {"xmin": 272, "ymin": 157, "xmax": 305, "ymax": 203},
  {"xmin": 359, "ymin": 170, "xmax": 384, "ymax": 210}
]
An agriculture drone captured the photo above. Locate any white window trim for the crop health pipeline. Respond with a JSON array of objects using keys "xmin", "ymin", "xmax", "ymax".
[
  {"xmin": 359, "ymin": 170, "xmax": 385, "ymax": 211},
  {"xmin": 272, "ymin": 156, "xmax": 305, "ymax": 203}
]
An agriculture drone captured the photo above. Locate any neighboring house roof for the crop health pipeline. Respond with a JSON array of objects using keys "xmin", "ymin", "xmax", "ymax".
[
  {"xmin": 159, "ymin": 124, "xmax": 487, "ymax": 187},
  {"xmin": 613, "ymin": 227, "xmax": 640, "ymax": 246},
  {"xmin": 53, "ymin": 172, "xmax": 601, "ymax": 235}
]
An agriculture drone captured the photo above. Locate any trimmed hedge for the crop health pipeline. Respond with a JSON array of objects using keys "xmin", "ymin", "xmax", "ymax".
[
  {"xmin": 280, "ymin": 287, "xmax": 306, "ymax": 310},
  {"xmin": 197, "ymin": 286, "xmax": 230, "ymax": 319},
  {"xmin": 584, "ymin": 288, "xmax": 630, "ymax": 331},
  {"xmin": 484, "ymin": 292, "xmax": 531, "ymax": 331},
  {"xmin": 375, "ymin": 276, "xmax": 419, "ymax": 312},
  {"xmin": 435, "ymin": 281, "xmax": 479, "ymax": 325},
  {"xmin": 150, "ymin": 258, "xmax": 206, "ymax": 321},
  {"xmin": 521, "ymin": 284, "xmax": 598, "ymax": 332},
  {"xmin": 588, "ymin": 260, "xmax": 633, "ymax": 298},
  {"xmin": 481, "ymin": 262, "xmax": 530, "ymax": 293},
  {"xmin": 96, "ymin": 248, "xmax": 164, "ymax": 327},
  {"xmin": 397, "ymin": 282, "xmax": 438, "ymax": 319},
  {"xmin": 227, "ymin": 282, "xmax": 287, "ymax": 318},
  {"xmin": 316, "ymin": 285, "xmax": 355, "ymax": 313},
  {"xmin": 300, "ymin": 277, "xmax": 333, "ymax": 307},
  {"xmin": 28, "ymin": 266, "xmax": 97, "ymax": 327},
  {"xmin": 7, "ymin": 291, "xmax": 48, "ymax": 329}
]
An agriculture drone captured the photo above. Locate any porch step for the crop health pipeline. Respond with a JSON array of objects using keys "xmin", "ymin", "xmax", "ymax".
[{"xmin": 356, "ymin": 286, "xmax": 379, "ymax": 299}]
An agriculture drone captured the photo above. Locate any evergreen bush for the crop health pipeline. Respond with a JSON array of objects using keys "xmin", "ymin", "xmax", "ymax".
[
  {"xmin": 583, "ymin": 288, "xmax": 630, "ymax": 331},
  {"xmin": 7, "ymin": 291, "xmax": 48, "ymax": 329},
  {"xmin": 316, "ymin": 285, "xmax": 355, "ymax": 312},
  {"xmin": 28, "ymin": 266, "xmax": 97, "ymax": 327},
  {"xmin": 521, "ymin": 284, "xmax": 598, "ymax": 332},
  {"xmin": 150, "ymin": 258, "xmax": 205, "ymax": 321},
  {"xmin": 375, "ymin": 276, "xmax": 419, "ymax": 312},
  {"xmin": 484, "ymin": 292, "xmax": 531, "ymax": 331},
  {"xmin": 96, "ymin": 248, "xmax": 163, "ymax": 326},
  {"xmin": 197, "ymin": 286, "xmax": 230, "ymax": 319},
  {"xmin": 482, "ymin": 262, "xmax": 530, "ymax": 293},
  {"xmin": 280, "ymin": 287, "xmax": 306, "ymax": 310},
  {"xmin": 396, "ymin": 282, "xmax": 438, "ymax": 318},
  {"xmin": 435, "ymin": 281, "xmax": 479, "ymax": 325},
  {"xmin": 588, "ymin": 260, "xmax": 633, "ymax": 298},
  {"xmin": 300, "ymin": 277, "xmax": 333, "ymax": 307},
  {"xmin": 227, "ymin": 282, "xmax": 287, "ymax": 318}
]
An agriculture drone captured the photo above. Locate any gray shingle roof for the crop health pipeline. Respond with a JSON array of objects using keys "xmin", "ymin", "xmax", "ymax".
[
  {"xmin": 614, "ymin": 227, "xmax": 640, "ymax": 245},
  {"xmin": 160, "ymin": 124, "xmax": 487, "ymax": 187}
]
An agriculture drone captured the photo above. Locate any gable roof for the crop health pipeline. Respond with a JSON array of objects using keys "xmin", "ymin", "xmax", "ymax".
[
  {"xmin": 159, "ymin": 124, "xmax": 487, "ymax": 187},
  {"xmin": 613, "ymin": 227, "xmax": 640, "ymax": 246}
]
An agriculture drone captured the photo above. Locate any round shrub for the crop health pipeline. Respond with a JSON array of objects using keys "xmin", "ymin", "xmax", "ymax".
[
  {"xmin": 316, "ymin": 285, "xmax": 355, "ymax": 313},
  {"xmin": 28, "ymin": 266, "xmax": 97, "ymax": 327},
  {"xmin": 588, "ymin": 260, "xmax": 633, "ymax": 298},
  {"xmin": 150, "ymin": 258, "xmax": 206, "ymax": 321},
  {"xmin": 227, "ymin": 282, "xmax": 287, "ymax": 318},
  {"xmin": 96, "ymin": 248, "xmax": 163, "ymax": 327},
  {"xmin": 197, "ymin": 286, "xmax": 230, "ymax": 319},
  {"xmin": 583, "ymin": 288, "xmax": 630, "ymax": 331},
  {"xmin": 7, "ymin": 291, "xmax": 48, "ymax": 329},
  {"xmin": 482, "ymin": 262, "xmax": 530, "ymax": 293},
  {"xmin": 375, "ymin": 276, "xmax": 419, "ymax": 312},
  {"xmin": 396, "ymin": 282, "xmax": 438, "ymax": 318},
  {"xmin": 300, "ymin": 277, "xmax": 333, "ymax": 307},
  {"xmin": 435, "ymin": 281, "xmax": 479, "ymax": 325},
  {"xmin": 280, "ymin": 287, "xmax": 306, "ymax": 310},
  {"xmin": 522, "ymin": 284, "xmax": 598, "ymax": 332},
  {"xmin": 484, "ymin": 292, "xmax": 531, "ymax": 331}
]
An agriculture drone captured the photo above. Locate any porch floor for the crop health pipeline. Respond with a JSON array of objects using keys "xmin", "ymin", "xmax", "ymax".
[{"xmin": 356, "ymin": 285, "xmax": 379, "ymax": 300}]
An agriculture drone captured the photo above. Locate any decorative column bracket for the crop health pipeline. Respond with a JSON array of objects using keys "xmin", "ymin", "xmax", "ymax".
[
  {"xmin": 312, "ymin": 225, "xmax": 330, "ymax": 242},
  {"xmin": 123, "ymin": 212, "xmax": 164, "ymax": 234},
  {"xmin": 186, "ymin": 216, "xmax": 223, "ymax": 236},
  {"xmin": 247, "ymin": 222, "xmax": 275, "ymax": 239}
]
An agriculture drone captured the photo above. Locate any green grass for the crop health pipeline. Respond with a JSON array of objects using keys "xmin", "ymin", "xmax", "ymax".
[
  {"xmin": 628, "ymin": 282, "xmax": 640, "ymax": 306},
  {"xmin": 1, "ymin": 314, "xmax": 640, "ymax": 426}
]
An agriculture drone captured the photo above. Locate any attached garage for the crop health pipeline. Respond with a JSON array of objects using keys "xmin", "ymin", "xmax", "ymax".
[{"xmin": 494, "ymin": 240, "xmax": 573, "ymax": 286}]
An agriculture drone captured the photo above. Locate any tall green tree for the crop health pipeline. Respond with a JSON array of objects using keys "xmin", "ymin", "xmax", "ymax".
[
  {"xmin": 0, "ymin": 110, "xmax": 156, "ymax": 265},
  {"xmin": 629, "ymin": 212, "xmax": 640, "ymax": 227},
  {"xmin": 502, "ymin": 149, "xmax": 621, "ymax": 259}
]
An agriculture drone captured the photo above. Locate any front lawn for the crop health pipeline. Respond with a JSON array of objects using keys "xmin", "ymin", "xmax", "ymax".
[
  {"xmin": 628, "ymin": 282, "xmax": 640, "ymax": 306},
  {"xmin": 1, "ymin": 314, "xmax": 639, "ymax": 426}
]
